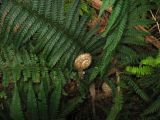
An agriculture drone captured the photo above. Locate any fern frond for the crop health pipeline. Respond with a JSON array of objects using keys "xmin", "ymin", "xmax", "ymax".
[
  {"xmin": 37, "ymin": 81, "xmax": 48, "ymax": 120},
  {"xmin": 10, "ymin": 84, "xmax": 24, "ymax": 120},
  {"xmin": 0, "ymin": 47, "xmax": 49, "ymax": 85},
  {"xmin": 100, "ymin": 12, "xmax": 128, "ymax": 76},
  {"xmin": 0, "ymin": 0, "xmax": 102, "ymax": 69},
  {"xmin": 65, "ymin": 0, "xmax": 80, "ymax": 30},
  {"xmin": 107, "ymin": 90, "xmax": 123, "ymax": 120},
  {"xmin": 58, "ymin": 97, "xmax": 83, "ymax": 119},
  {"xmin": 102, "ymin": 0, "xmax": 123, "ymax": 36},
  {"xmin": 127, "ymin": 79, "xmax": 149, "ymax": 102},
  {"xmin": 50, "ymin": 69, "xmax": 65, "ymax": 119},
  {"xmin": 126, "ymin": 66, "xmax": 153, "ymax": 76},
  {"xmin": 143, "ymin": 96, "xmax": 160, "ymax": 115},
  {"xmin": 116, "ymin": 45, "xmax": 138, "ymax": 65},
  {"xmin": 140, "ymin": 56, "xmax": 160, "ymax": 67},
  {"xmin": 99, "ymin": 0, "xmax": 116, "ymax": 17},
  {"xmin": 27, "ymin": 82, "xmax": 38, "ymax": 120},
  {"xmin": 121, "ymin": 36, "xmax": 147, "ymax": 46}
]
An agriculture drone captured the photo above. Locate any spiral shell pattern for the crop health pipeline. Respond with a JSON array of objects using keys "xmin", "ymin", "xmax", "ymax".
[{"xmin": 74, "ymin": 53, "xmax": 92, "ymax": 70}]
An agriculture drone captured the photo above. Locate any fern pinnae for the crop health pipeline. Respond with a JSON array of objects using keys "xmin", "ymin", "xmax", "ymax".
[
  {"xmin": 10, "ymin": 84, "xmax": 24, "ymax": 120},
  {"xmin": 34, "ymin": 23, "xmax": 48, "ymax": 41},
  {"xmin": 9, "ymin": 11, "xmax": 29, "ymax": 43},
  {"xmin": 69, "ymin": 11, "xmax": 80, "ymax": 34},
  {"xmin": 35, "ymin": 27, "xmax": 56, "ymax": 52},
  {"xmin": 100, "ymin": 13, "xmax": 128, "ymax": 76},
  {"xmin": 2, "ymin": 70, "xmax": 10, "ymax": 87},
  {"xmin": 90, "ymin": 40, "xmax": 105, "ymax": 54},
  {"xmin": 102, "ymin": 0, "xmax": 123, "ymax": 36},
  {"xmin": 73, "ymin": 15, "xmax": 89, "ymax": 38},
  {"xmin": 44, "ymin": 0, "xmax": 52, "ymax": 19},
  {"xmin": 128, "ymin": 19, "xmax": 154, "ymax": 28},
  {"xmin": 48, "ymin": 38, "xmax": 72, "ymax": 67},
  {"xmin": 51, "ymin": 0, "xmax": 58, "ymax": 23},
  {"xmin": 142, "ymin": 96, "xmax": 160, "ymax": 115},
  {"xmin": 27, "ymin": 82, "xmax": 39, "ymax": 120},
  {"xmin": 65, "ymin": 0, "xmax": 80, "ymax": 30},
  {"xmin": 125, "ymin": 29, "xmax": 149, "ymax": 37},
  {"xmin": 15, "ymin": 16, "xmax": 37, "ymax": 48},
  {"xmin": 50, "ymin": 69, "xmax": 65, "ymax": 118},
  {"xmin": 12, "ymin": 66, "xmax": 21, "ymax": 82},
  {"xmin": 107, "ymin": 89, "xmax": 123, "ymax": 120},
  {"xmin": 20, "ymin": 50, "xmax": 32, "ymax": 81},
  {"xmin": 86, "ymin": 33, "xmax": 103, "ymax": 50},
  {"xmin": 38, "ymin": 0, "xmax": 45, "ymax": 15},
  {"xmin": 117, "ymin": 45, "xmax": 138, "ymax": 65},
  {"xmin": 83, "ymin": 24, "xmax": 100, "ymax": 44},
  {"xmin": 38, "ymin": 81, "xmax": 48, "ymax": 120},
  {"xmin": 121, "ymin": 36, "xmax": 147, "ymax": 46},
  {"xmin": 42, "ymin": 31, "xmax": 62, "ymax": 59},
  {"xmin": 22, "ymin": 19, "xmax": 42, "ymax": 44},
  {"xmin": 0, "ymin": 3, "xmax": 14, "ymax": 45},
  {"xmin": 127, "ymin": 79, "xmax": 149, "ymax": 102},
  {"xmin": 68, "ymin": 47, "xmax": 81, "ymax": 69},
  {"xmin": 57, "ymin": 0, "xmax": 65, "ymax": 24},
  {"xmin": 0, "ymin": 0, "xmax": 98, "ymax": 70},
  {"xmin": 59, "ymin": 45, "xmax": 76, "ymax": 68},
  {"xmin": 3, "ymin": 6, "xmax": 22, "ymax": 45},
  {"xmin": 100, "ymin": 0, "xmax": 117, "ymax": 16},
  {"xmin": 31, "ymin": 0, "xmax": 39, "ymax": 12},
  {"xmin": 126, "ymin": 66, "xmax": 153, "ymax": 76},
  {"xmin": 58, "ymin": 97, "xmax": 83, "ymax": 119}
]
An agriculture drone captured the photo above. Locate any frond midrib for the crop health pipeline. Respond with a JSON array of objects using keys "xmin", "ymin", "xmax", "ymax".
[{"xmin": 12, "ymin": 1, "xmax": 86, "ymax": 50}]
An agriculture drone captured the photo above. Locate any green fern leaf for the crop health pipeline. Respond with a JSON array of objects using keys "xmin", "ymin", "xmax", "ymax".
[
  {"xmin": 102, "ymin": 0, "xmax": 123, "ymax": 36},
  {"xmin": 100, "ymin": 13, "xmax": 127, "ymax": 76},
  {"xmin": 10, "ymin": 84, "xmax": 24, "ymax": 120},
  {"xmin": 0, "ymin": 0, "xmax": 101, "ymax": 69},
  {"xmin": 107, "ymin": 90, "xmax": 123, "ymax": 120},
  {"xmin": 58, "ymin": 97, "xmax": 83, "ymax": 119},
  {"xmin": 143, "ymin": 96, "xmax": 160, "ymax": 115},
  {"xmin": 37, "ymin": 81, "xmax": 48, "ymax": 120},
  {"xmin": 99, "ymin": 0, "xmax": 116, "ymax": 17},
  {"xmin": 127, "ymin": 79, "xmax": 149, "ymax": 102},
  {"xmin": 27, "ymin": 82, "xmax": 39, "ymax": 120},
  {"xmin": 126, "ymin": 66, "xmax": 153, "ymax": 76},
  {"xmin": 50, "ymin": 69, "xmax": 65, "ymax": 119}
]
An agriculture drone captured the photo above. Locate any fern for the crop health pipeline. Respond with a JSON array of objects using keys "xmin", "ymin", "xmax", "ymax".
[
  {"xmin": 127, "ymin": 78, "xmax": 149, "ymax": 102},
  {"xmin": 0, "ymin": 0, "xmax": 102, "ymax": 70},
  {"xmin": 107, "ymin": 89, "xmax": 123, "ymax": 120},
  {"xmin": 126, "ymin": 66, "xmax": 153, "ymax": 76},
  {"xmin": 50, "ymin": 69, "xmax": 65, "ymax": 119},
  {"xmin": 0, "ymin": 0, "xmax": 158, "ymax": 119},
  {"xmin": 115, "ymin": 0, "xmax": 155, "ymax": 68},
  {"xmin": 0, "ymin": 47, "xmax": 47, "ymax": 85},
  {"xmin": 27, "ymin": 82, "xmax": 39, "ymax": 120},
  {"xmin": 99, "ymin": 0, "xmax": 116, "ymax": 17},
  {"xmin": 102, "ymin": 0, "xmax": 123, "ymax": 36},
  {"xmin": 10, "ymin": 84, "xmax": 24, "ymax": 120},
  {"xmin": 124, "ymin": 51, "xmax": 160, "ymax": 119},
  {"xmin": 126, "ymin": 51, "xmax": 160, "ymax": 76},
  {"xmin": 58, "ymin": 97, "xmax": 83, "ymax": 119},
  {"xmin": 142, "ymin": 96, "xmax": 160, "ymax": 116},
  {"xmin": 37, "ymin": 81, "xmax": 48, "ymax": 120},
  {"xmin": 100, "ymin": 12, "xmax": 128, "ymax": 76}
]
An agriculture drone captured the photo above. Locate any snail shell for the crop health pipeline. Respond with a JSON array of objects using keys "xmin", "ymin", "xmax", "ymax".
[{"xmin": 74, "ymin": 53, "xmax": 92, "ymax": 70}]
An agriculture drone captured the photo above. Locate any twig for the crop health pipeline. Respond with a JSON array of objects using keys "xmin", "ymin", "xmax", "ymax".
[
  {"xmin": 136, "ymin": 25, "xmax": 160, "ymax": 48},
  {"xmin": 150, "ymin": 10, "xmax": 160, "ymax": 34}
]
